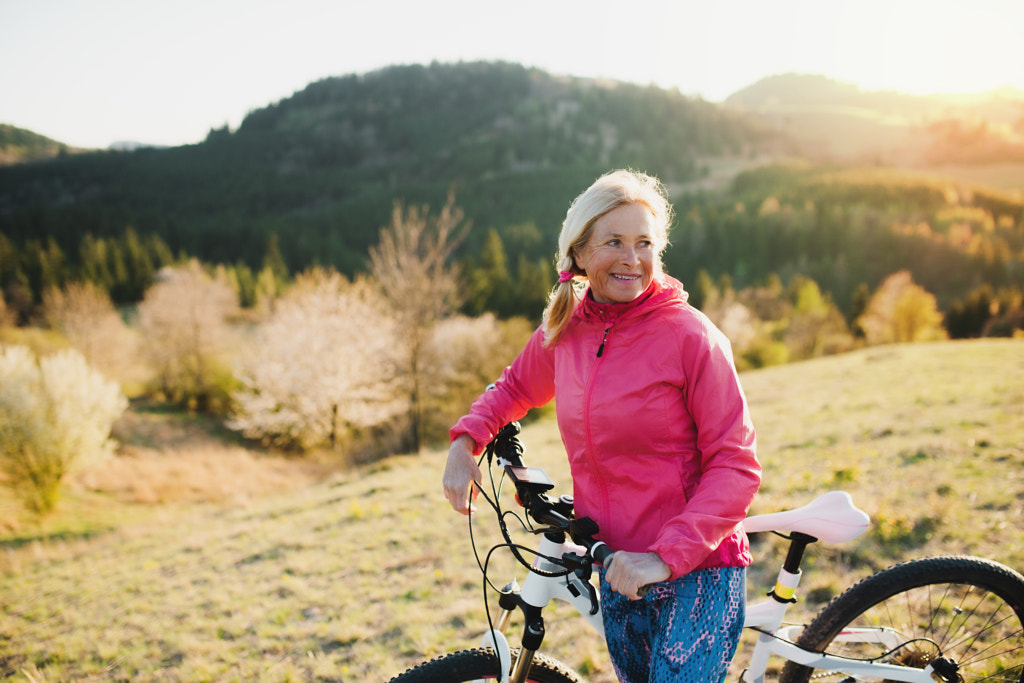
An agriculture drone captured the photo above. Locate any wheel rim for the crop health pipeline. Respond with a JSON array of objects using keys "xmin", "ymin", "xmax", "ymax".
[{"xmin": 812, "ymin": 581, "xmax": 1024, "ymax": 682}]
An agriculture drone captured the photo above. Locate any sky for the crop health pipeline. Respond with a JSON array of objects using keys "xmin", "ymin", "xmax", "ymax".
[{"xmin": 2, "ymin": 0, "xmax": 1023, "ymax": 150}]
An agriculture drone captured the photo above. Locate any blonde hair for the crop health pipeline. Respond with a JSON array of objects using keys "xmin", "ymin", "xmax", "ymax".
[{"xmin": 541, "ymin": 169, "xmax": 673, "ymax": 347}]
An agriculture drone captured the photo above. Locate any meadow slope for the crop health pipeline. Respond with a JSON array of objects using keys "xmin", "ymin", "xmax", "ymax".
[{"xmin": 1, "ymin": 339, "xmax": 1022, "ymax": 682}]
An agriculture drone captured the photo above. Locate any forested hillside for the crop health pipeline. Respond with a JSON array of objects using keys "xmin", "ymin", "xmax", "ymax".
[
  {"xmin": 669, "ymin": 165, "xmax": 1024, "ymax": 312},
  {"xmin": 1, "ymin": 60, "xmax": 1022, "ymax": 543},
  {"xmin": 2, "ymin": 61, "xmax": 1023, "ymax": 336},
  {"xmin": 0, "ymin": 61, "xmax": 771, "ymax": 299}
]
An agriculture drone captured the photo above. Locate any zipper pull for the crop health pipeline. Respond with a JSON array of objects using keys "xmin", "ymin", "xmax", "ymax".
[{"xmin": 597, "ymin": 327, "xmax": 610, "ymax": 357}]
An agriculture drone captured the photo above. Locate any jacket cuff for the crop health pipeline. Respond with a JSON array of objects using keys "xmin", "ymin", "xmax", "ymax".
[
  {"xmin": 448, "ymin": 419, "xmax": 494, "ymax": 456},
  {"xmin": 646, "ymin": 541, "xmax": 696, "ymax": 581}
]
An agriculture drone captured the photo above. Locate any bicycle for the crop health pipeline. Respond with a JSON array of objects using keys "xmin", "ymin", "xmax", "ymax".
[{"xmin": 389, "ymin": 422, "xmax": 1024, "ymax": 682}]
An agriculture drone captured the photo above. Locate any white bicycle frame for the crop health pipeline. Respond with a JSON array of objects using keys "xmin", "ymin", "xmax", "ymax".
[
  {"xmin": 478, "ymin": 491, "xmax": 944, "ymax": 683},
  {"xmin": 480, "ymin": 532, "xmax": 603, "ymax": 683}
]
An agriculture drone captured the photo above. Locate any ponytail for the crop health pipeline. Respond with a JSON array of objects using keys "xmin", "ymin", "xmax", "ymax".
[{"xmin": 541, "ymin": 255, "xmax": 583, "ymax": 347}]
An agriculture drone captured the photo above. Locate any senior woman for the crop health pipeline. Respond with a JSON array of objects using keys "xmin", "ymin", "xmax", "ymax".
[{"xmin": 442, "ymin": 169, "xmax": 761, "ymax": 683}]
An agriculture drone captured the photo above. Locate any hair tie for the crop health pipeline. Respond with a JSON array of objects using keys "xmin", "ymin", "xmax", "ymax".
[{"xmin": 557, "ymin": 270, "xmax": 574, "ymax": 284}]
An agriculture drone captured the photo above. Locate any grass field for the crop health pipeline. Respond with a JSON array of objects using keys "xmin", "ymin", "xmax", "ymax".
[{"xmin": 1, "ymin": 339, "xmax": 1022, "ymax": 682}]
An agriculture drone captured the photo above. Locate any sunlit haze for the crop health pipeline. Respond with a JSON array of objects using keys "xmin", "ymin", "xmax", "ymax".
[{"xmin": 2, "ymin": 0, "xmax": 1022, "ymax": 149}]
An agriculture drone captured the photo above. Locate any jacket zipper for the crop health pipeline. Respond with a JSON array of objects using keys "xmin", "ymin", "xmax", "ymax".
[
  {"xmin": 585, "ymin": 322, "xmax": 612, "ymax": 537},
  {"xmin": 596, "ymin": 327, "xmax": 610, "ymax": 357}
]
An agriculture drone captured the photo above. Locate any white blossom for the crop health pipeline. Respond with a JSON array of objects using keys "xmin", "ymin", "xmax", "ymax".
[
  {"xmin": 228, "ymin": 270, "xmax": 405, "ymax": 451},
  {"xmin": 0, "ymin": 345, "xmax": 127, "ymax": 512}
]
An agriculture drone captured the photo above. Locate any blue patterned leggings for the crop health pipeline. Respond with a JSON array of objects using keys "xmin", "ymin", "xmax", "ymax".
[{"xmin": 599, "ymin": 566, "xmax": 746, "ymax": 683}]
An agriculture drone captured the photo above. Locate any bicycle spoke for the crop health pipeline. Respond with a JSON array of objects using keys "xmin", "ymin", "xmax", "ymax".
[{"xmin": 779, "ymin": 557, "xmax": 1024, "ymax": 683}]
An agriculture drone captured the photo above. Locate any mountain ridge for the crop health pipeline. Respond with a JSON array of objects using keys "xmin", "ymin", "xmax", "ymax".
[
  {"xmin": 724, "ymin": 73, "xmax": 1024, "ymax": 163},
  {"xmin": 0, "ymin": 124, "xmax": 75, "ymax": 165},
  {"xmin": 5, "ymin": 69, "xmax": 1022, "ymax": 163},
  {"xmin": 0, "ymin": 61, "xmax": 775, "ymax": 274}
]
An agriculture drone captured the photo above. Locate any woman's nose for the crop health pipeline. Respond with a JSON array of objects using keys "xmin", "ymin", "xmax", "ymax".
[{"xmin": 620, "ymin": 245, "xmax": 639, "ymax": 265}]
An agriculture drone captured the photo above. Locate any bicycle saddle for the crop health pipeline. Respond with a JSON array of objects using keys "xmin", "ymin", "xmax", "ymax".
[{"xmin": 743, "ymin": 491, "xmax": 870, "ymax": 543}]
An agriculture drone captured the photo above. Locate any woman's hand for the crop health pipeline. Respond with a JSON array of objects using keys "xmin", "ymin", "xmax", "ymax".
[
  {"xmin": 605, "ymin": 551, "xmax": 672, "ymax": 600},
  {"xmin": 442, "ymin": 434, "xmax": 482, "ymax": 515}
]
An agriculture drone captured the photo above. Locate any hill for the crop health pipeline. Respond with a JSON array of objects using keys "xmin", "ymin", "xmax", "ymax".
[
  {"xmin": 725, "ymin": 73, "xmax": 1024, "ymax": 165},
  {"xmin": 1, "ymin": 339, "xmax": 1021, "ymax": 681},
  {"xmin": 0, "ymin": 124, "xmax": 77, "ymax": 165},
  {"xmin": 668, "ymin": 163, "xmax": 1024, "ymax": 315},
  {"xmin": 3, "ymin": 64, "xmax": 1022, "ymax": 334},
  {"xmin": 0, "ymin": 61, "xmax": 775, "ymax": 277}
]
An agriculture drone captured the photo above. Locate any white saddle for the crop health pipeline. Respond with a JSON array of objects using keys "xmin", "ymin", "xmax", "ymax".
[{"xmin": 743, "ymin": 491, "xmax": 870, "ymax": 544}]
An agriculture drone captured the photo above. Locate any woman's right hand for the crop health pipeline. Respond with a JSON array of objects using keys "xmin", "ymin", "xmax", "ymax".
[{"xmin": 442, "ymin": 434, "xmax": 482, "ymax": 515}]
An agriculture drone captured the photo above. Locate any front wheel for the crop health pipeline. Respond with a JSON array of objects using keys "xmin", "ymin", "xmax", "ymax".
[
  {"xmin": 779, "ymin": 555, "xmax": 1024, "ymax": 682},
  {"xmin": 388, "ymin": 647, "xmax": 583, "ymax": 683}
]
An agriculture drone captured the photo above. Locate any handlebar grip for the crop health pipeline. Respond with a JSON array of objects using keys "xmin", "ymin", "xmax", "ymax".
[
  {"xmin": 591, "ymin": 542, "xmax": 614, "ymax": 565},
  {"xmin": 593, "ymin": 544, "xmax": 653, "ymax": 598}
]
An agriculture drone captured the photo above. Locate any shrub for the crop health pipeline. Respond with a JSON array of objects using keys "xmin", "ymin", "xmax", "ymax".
[
  {"xmin": 857, "ymin": 271, "xmax": 946, "ymax": 345},
  {"xmin": 137, "ymin": 261, "xmax": 239, "ymax": 413},
  {"xmin": 228, "ymin": 270, "xmax": 406, "ymax": 453},
  {"xmin": 41, "ymin": 281, "xmax": 142, "ymax": 392},
  {"xmin": 419, "ymin": 314, "xmax": 535, "ymax": 443},
  {"xmin": 0, "ymin": 345, "xmax": 127, "ymax": 513}
]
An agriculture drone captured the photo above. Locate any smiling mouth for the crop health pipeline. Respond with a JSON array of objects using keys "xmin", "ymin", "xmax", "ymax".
[{"xmin": 612, "ymin": 274, "xmax": 640, "ymax": 282}]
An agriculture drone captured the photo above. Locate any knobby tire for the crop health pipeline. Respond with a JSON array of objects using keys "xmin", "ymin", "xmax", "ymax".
[
  {"xmin": 387, "ymin": 647, "xmax": 583, "ymax": 683},
  {"xmin": 779, "ymin": 555, "xmax": 1024, "ymax": 683}
]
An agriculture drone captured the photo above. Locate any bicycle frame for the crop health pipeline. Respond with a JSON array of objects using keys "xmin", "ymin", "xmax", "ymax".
[
  {"xmin": 479, "ymin": 490, "xmax": 945, "ymax": 683},
  {"xmin": 480, "ymin": 534, "xmax": 604, "ymax": 683},
  {"xmin": 741, "ymin": 572, "xmax": 939, "ymax": 683}
]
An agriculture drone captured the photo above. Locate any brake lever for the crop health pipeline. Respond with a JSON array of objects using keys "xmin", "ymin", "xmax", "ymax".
[
  {"xmin": 583, "ymin": 574, "xmax": 600, "ymax": 614},
  {"xmin": 575, "ymin": 557, "xmax": 600, "ymax": 615},
  {"xmin": 560, "ymin": 552, "xmax": 601, "ymax": 615}
]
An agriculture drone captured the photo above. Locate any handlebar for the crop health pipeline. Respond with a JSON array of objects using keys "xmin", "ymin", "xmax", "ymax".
[{"xmin": 482, "ymin": 421, "xmax": 649, "ymax": 596}]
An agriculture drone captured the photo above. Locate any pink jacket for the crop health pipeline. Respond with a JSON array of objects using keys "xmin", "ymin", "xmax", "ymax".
[{"xmin": 450, "ymin": 274, "xmax": 761, "ymax": 580}]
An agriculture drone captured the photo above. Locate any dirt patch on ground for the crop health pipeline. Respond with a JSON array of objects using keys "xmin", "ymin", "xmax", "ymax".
[{"xmin": 78, "ymin": 400, "xmax": 330, "ymax": 505}]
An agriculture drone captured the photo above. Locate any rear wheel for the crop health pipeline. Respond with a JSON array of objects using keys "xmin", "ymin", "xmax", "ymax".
[
  {"xmin": 387, "ymin": 647, "xmax": 582, "ymax": 683},
  {"xmin": 779, "ymin": 555, "xmax": 1024, "ymax": 682}
]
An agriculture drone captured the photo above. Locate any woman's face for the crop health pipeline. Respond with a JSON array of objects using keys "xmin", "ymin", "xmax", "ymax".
[{"xmin": 575, "ymin": 202, "xmax": 659, "ymax": 304}]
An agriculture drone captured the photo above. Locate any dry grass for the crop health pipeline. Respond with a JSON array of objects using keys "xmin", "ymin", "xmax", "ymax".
[
  {"xmin": 94, "ymin": 399, "xmax": 327, "ymax": 505},
  {"xmin": 0, "ymin": 339, "xmax": 1021, "ymax": 682}
]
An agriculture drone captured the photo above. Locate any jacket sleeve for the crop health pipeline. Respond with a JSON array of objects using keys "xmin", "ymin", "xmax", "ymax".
[
  {"xmin": 448, "ymin": 326, "xmax": 557, "ymax": 454},
  {"xmin": 647, "ymin": 315, "xmax": 761, "ymax": 580}
]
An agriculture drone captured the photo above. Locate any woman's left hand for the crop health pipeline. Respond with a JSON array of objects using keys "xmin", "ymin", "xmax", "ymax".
[{"xmin": 605, "ymin": 551, "xmax": 672, "ymax": 600}]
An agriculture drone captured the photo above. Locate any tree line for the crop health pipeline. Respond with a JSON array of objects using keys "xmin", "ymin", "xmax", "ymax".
[
  {"xmin": 2, "ymin": 181, "xmax": 1022, "ymax": 516},
  {"xmin": 3, "ymin": 164, "xmax": 1023, "ymax": 339},
  {"xmin": 666, "ymin": 166, "xmax": 1024, "ymax": 338},
  {"xmin": 0, "ymin": 227, "xmax": 293, "ymax": 324}
]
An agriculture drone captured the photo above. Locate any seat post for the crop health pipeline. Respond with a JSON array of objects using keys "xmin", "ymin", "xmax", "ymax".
[{"xmin": 769, "ymin": 532, "xmax": 817, "ymax": 605}]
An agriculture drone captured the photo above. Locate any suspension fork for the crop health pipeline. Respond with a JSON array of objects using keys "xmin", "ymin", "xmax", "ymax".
[
  {"xmin": 498, "ymin": 531, "xmax": 589, "ymax": 683},
  {"xmin": 486, "ymin": 578, "xmax": 548, "ymax": 683},
  {"xmin": 510, "ymin": 602, "xmax": 545, "ymax": 683}
]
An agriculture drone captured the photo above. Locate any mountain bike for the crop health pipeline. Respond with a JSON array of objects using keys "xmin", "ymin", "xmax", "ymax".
[{"xmin": 389, "ymin": 422, "xmax": 1024, "ymax": 682}]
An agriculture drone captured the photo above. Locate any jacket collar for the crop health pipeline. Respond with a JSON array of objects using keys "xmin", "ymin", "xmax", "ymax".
[{"xmin": 575, "ymin": 273, "xmax": 689, "ymax": 325}]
